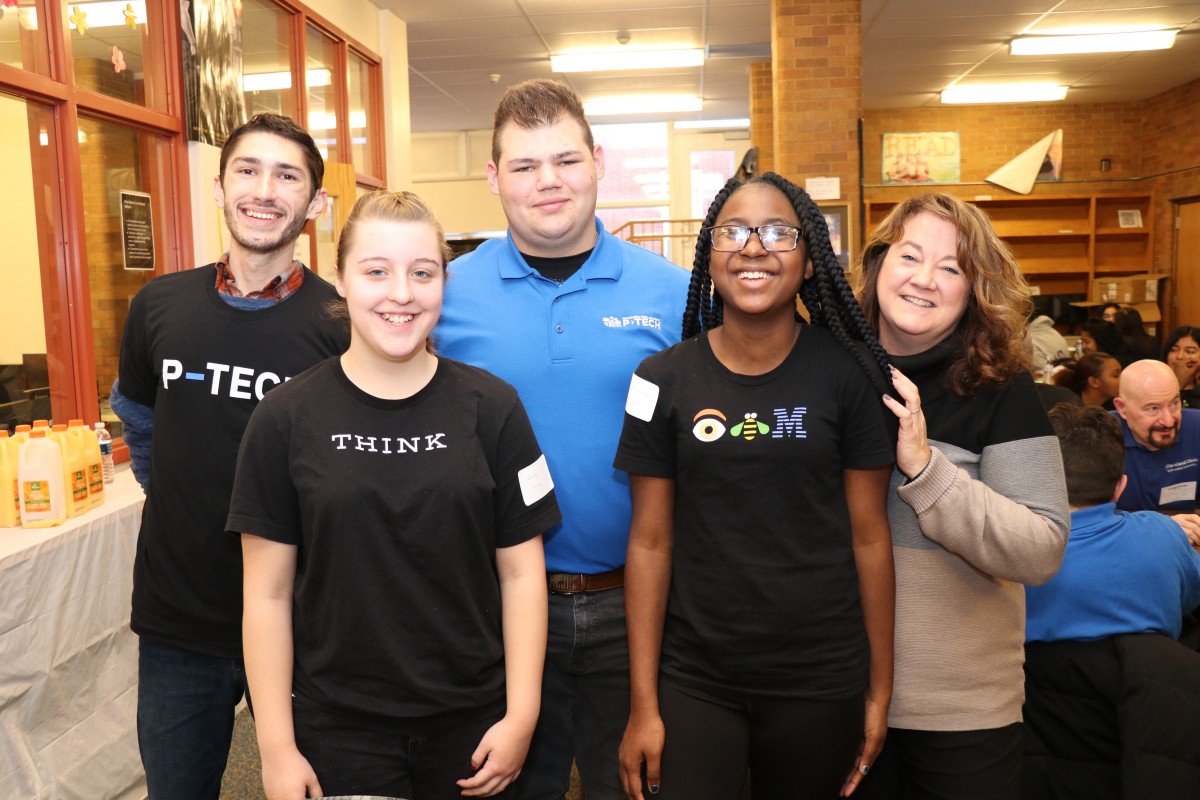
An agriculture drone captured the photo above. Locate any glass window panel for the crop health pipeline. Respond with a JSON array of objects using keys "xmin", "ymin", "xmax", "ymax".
[
  {"xmin": 594, "ymin": 122, "xmax": 669, "ymax": 204},
  {"xmin": 240, "ymin": 0, "xmax": 297, "ymax": 120},
  {"xmin": 347, "ymin": 50, "xmax": 378, "ymax": 177},
  {"xmin": 305, "ymin": 23, "xmax": 339, "ymax": 164},
  {"xmin": 66, "ymin": 0, "xmax": 168, "ymax": 110},
  {"xmin": 0, "ymin": 94, "xmax": 61, "ymax": 431},
  {"xmin": 0, "ymin": 1, "xmax": 50, "ymax": 74},
  {"xmin": 78, "ymin": 116, "xmax": 175, "ymax": 433},
  {"xmin": 690, "ymin": 150, "xmax": 737, "ymax": 218}
]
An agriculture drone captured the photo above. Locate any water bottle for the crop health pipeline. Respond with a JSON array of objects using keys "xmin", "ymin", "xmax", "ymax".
[{"xmin": 95, "ymin": 421, "xmax": 115, "ymax": 484}]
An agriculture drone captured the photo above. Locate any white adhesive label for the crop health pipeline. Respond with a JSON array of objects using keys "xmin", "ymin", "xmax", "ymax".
[
  {"xmin": 625, "ymin": 374, "xmax": 660, "ymax": 422},
  {"xmin": 518, "ymin": 454, "xmax": 554, "ymax": 507}
]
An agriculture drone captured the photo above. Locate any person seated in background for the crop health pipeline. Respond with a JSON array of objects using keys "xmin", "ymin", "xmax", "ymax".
[
  {"xmin": 1163, "ymin": 325, "xmax": 1200, "ymax": 409},
  {"xmin": 1099, "ymin": 302, "xmax": 1121, "ymax": 324},
  {"xmin": 1114, "ymin": 306, "xmax": 1158, "ymax": 363},
  {"xmin": 1026, "ymin": 312, "xmax": 1070, "ymax": 375},
  {"xmin": 1026, "ymin": 403, "xmax": 1200, "ymax": 644},
  {"xmin": 1080, "ymin": 318, "xmax": 1131, "ymax": 366},
  {"xmin": 1070, "ymin": 352, "xmax": 1121, "ymax": 409},
  {"xmin": 1112, "ymin": 359, "xmax": 1200, "ymax": 548}
]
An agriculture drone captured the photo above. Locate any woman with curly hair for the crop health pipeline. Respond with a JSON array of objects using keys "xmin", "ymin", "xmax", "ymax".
[
  {"xmin": 616, "ymin": 173, "xmax": 895, "ymax": 799},
  {"xmin": 852, "ymin": 193, "xmax": 1069, "ymax": 800}
]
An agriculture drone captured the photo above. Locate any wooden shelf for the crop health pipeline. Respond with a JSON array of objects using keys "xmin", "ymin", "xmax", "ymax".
[{"xmin": 863, "ymin": 193, "xmax": 1154, "ymax": 296}]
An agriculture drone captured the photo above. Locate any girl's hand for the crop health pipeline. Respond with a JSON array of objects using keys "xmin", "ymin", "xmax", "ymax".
[
  {"xmin": 456, "ymin": 715, "xmax": 534, "ymax": 797},
  {"xmin": 1171, "ymin": 356, "xmax": 1200, "ymax": 389},
  {"xmin": 841, "ymin": 692, "xmax": 889, "ymax": 796},
  {"xmin": 619, "ymin": 710, "xmax": 666, "ymax": 800},
  {"xmin": 260, "ymin": 746, "xmax": 322, "ymax": 800},
  {"xmin": 882, "ymin": 366, "xmax": 932, "ymax": 480}
]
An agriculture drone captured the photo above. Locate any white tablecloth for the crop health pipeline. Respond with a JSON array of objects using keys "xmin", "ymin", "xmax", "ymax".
[{"xmin": 0, "ymin": 469, "xmax": 147, "ymax": 799}]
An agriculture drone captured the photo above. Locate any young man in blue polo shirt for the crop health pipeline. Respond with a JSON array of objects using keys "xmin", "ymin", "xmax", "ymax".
[
  {"xmin": 435, "ymin": 79, "xmax": 688, "ymax": 799},
  {"xmin": 1027, "ymin": 403, "xmax": 1200, "ymax": 643}
]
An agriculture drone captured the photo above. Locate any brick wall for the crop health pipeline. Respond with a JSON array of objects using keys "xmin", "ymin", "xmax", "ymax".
[
  {"xmin": 771, "ymin": 0, "xmax": 861, "ymax": 211},
  {"xmin": 749, "ymin": 62, "xmax": 774, "ymax": 174},
  {"xmin": 1142, "ymin": 77, "xmax": 1200, "ymax": 279}
]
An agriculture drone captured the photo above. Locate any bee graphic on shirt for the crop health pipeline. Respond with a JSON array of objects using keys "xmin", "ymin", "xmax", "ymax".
[{"xmin": 730, "ymin": 412, "xmax": 769, "ymax": 441}]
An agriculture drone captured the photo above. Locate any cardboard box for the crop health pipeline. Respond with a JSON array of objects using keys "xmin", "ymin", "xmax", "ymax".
[{"xmin": 1089, "ymin": 273, "xmax": 1168, "ymax": 304}]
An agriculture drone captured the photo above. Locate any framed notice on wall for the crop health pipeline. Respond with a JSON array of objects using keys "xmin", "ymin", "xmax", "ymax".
[
  {"xmin": 819, "ymin": 203, "xmax": 851, "ymax": 271},
  {"xmin": 882, "ymin": 132, "xmax": 961, "ymax": 184},
  {"xmin": 120, "ymin": 191, "xmax": 155, "ymax": 271}
]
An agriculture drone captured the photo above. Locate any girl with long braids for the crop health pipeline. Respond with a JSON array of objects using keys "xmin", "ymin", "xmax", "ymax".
[{"xmin": 615, "ymin": 173, "xmax": 895, "ymax": 799}]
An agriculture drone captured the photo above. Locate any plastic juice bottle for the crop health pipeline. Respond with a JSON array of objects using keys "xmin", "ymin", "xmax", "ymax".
[
  {"xmin": 32, "ymin": 419, "xmax": 50, "ymax": 430},
  {"xmin": 50, "ymin": 424, "xmax": 88, "ymax": 518},
  {"xmin": 18, "ymin": 428, "xmax": 67, "ymax": 528},
  {"xmin": 72, "ymin": 419, "xmax": 105, "ymax": 509},
  {"xmin": 0, "ymin": 431, "xmax": 19, "ymax": 528},
  {"xmin": 13, "ymin": 424, "xmax": 32, "ymax": 444}
]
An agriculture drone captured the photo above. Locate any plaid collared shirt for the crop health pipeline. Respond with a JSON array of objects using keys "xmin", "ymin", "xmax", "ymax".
[{"xmin": 213, "ymin": 253, "xmax": 305, "ymax": 303}]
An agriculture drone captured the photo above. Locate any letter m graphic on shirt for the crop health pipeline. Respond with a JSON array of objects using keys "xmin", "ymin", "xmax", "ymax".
[{"xmin": 771, "ymin": 407, "xmax": 808, "ymax": 439}]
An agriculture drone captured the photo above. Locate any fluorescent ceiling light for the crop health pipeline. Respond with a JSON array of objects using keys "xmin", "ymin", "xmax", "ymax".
[
  {"xmin": 243, "ymin": 68, "xmax": 332, "ymax": 92},
  {"xmin": 941, "ymin": 83, "xmax": 1068, "ymax": 104},
  {"xmin": 1011, "ymin": 29, "xmax": 1176, "ymax": 56},
  {"xmin": 584, "ymin": 95, "xmax": 703, "ymax": 116},
  {"xmin": 674, "ymin": 118, "xmax": 750, "ymax": 130},
  {"xmin": 552, "ymin": 48, "xmax": 703, "ymax": 73}
]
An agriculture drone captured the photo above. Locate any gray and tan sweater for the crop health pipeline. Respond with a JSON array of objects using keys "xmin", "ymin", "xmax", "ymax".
[{"xmin": 888, "ymin": 341, "xmax": 1069, "ymax": 732}]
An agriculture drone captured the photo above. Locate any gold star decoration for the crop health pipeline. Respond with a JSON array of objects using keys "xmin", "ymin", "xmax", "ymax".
[
  {"xmin": 124, "ymin": 2, "xmax": 137, "ymax": 29},
  {"xmin": 70, "ymin": 6, "xmax": 88, "ymax": 36}
]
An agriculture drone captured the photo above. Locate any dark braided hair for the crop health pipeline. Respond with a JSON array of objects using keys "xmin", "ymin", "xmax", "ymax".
[{"xmin": 684, "ymin": 172, "xmax": 892, "ymax": 393}]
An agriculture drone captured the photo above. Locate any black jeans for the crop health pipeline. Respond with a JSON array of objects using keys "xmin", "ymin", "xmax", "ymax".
[
  {"xmin": 855, "ymin": 723, "xmax": 1023, "ymax": 800},
  {"xmin": 649, "ymin": 676, "xmax": 864, "ymax": 800},
  {"xmin": 293, "ymin": 698, "xmax": 509, "ymax": 800}
]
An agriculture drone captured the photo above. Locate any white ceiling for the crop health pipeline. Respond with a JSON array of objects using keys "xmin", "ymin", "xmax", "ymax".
[{"xmin": 371, "ymin": 0, "xmax": 1200, "ymax": 132}]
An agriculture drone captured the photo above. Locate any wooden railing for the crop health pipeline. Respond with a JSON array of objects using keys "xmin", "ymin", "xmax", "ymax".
[{"xmin": 610, "ymin": 218, "xmax": 704, "ymax": 268}]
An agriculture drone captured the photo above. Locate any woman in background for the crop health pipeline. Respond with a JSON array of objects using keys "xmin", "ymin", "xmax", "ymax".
[
  {"xmin": 1163, "ymin": 325, "xmax": 1200, "ymax": 408},
  {"xmin": 854, "ymin": 193, "xmax": 1069, "ymax": 800},
  {"xmin": 230, "ymin": 191, "xmax": 558, "ymax": 800},
  {"xmin": 1070, "ymin": 353, "xmax": 1122, "ymax": 409},
  {"xmin": 1079, "ymin": 318, "xmax": 1130, "ymax": 365}
]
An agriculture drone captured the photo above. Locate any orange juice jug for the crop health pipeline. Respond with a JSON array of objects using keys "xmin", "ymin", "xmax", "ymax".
[
  {"xmin": 18, "ymin": 429, "xmax": 67, "ymax": 528},
  {"xmin": 50, "ymin": 423, "xmax": 88, "ymax": 518},
  {"xmin": 72, "ymin": 419, "xmax": 105, "ymax": 509},
  {"xmin": 0, "ymin": 431, "xmax": 18, "ymax": 527}
]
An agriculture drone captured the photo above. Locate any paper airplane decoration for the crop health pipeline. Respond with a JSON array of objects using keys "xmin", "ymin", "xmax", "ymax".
[{"xmin": 986, "ymin": 130, "xmax": 1063, "ymax": 194}]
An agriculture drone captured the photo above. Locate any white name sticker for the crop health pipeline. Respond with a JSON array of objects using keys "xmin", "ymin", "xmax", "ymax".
[
  {"xmin": 625, "ymin": 374, "xmax": 660, "ymax": 422},
  {"xmin": 1159, "ymin": 481, "xmax": 1197, "ymax": 507},
  {"xmin": 518, "ymin": 454, "xmax": 554, "ymax": 507}
]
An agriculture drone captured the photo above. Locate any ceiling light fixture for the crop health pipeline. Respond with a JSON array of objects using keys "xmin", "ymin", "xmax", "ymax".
[
  {"xmin": 673, "ymin": 118, "xmax": 750, "ymax": 130},
  {"xmin": 1011, "ymin": 29, "xmax": 1177, "ymax": 56},
  {"xmin": 584, "ymin": 94, "xmax": 703, "ymax": 116},
  {"xmin": 941, "ymin": 83, "xmax": 1068, "ymax": 104},
  {"xmin": 552, "ymin": 48, "xmax": 704, "ymax": 73}
]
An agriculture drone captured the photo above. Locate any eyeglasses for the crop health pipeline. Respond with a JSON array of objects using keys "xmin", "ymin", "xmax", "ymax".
[{"xmin": 706, "ymin": 224, "xmax": 801, "ymax": 252}]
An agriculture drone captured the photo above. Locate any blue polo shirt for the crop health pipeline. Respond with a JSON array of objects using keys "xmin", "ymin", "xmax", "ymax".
[
  {"xmin": 1115, "ymin": 408, "xmax": 1200, "ymax": 513},
  {"xmin": 1026, "ymin": 503, "xmax": 1200, "ymax": 641},
  {"xmin": 435, "ymin": 218, "xmax": 689, "ymax": 573}
]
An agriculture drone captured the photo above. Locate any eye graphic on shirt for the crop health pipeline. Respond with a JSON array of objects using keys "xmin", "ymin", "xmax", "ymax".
[
  {"xmin": 692, "ymin": 408, "xmax": 728, "ymax": 442},
  {"xmin": 730, "ymin": 412, "xmax": 770, "ymax": 441}
]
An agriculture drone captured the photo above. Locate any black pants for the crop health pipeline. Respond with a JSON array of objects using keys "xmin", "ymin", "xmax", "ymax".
[
  {"xmin": 855, "ymin": 724, "xmax": 1023, "ymax": 800},
  {"xmin": 649, "ymin": 676, "xmax": 863, "ymax": 800},
  {"xmin": 293, "ymin": 698, "xmax": 510, "ymax": 800}
]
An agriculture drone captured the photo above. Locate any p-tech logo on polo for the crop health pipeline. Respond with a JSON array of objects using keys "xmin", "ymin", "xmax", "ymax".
[
  {"xmin": 160, "ymin": 359, "xmax": 285, "ymax": 400},
  {"xmin": 602, "ymin": 315, "xmax": 663, "ymax": 330}
]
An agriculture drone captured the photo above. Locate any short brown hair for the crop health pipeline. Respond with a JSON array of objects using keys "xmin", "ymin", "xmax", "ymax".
[
  {"xmin": 219, "ymin": 113, "xmax": 324, "ymax": 198},
  {"xmin": 491, "ymin": 79, "xmax": 594, "ymax": 164},
  {"xmin": 853, "ymin": 193, "xmax": 1032, "ymax": 396},
  {"xmin": 1048, "ymin": 403, "xmax": 1125, "ymax": 507}
]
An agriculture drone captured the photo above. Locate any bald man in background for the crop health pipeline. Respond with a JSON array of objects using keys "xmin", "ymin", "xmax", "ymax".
[{"xmin": 1112, "ymin": 359, "xmax": 1200, "ymax": 547}]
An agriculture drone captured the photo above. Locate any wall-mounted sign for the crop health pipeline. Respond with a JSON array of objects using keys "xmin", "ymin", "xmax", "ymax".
[
  {"xmin": 120, "ymin": 190, "xmax": 155, "ymax": 271},
  {"xmin": 882, "ymin": 132, "xmax": 961, "ymax": 184}
]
